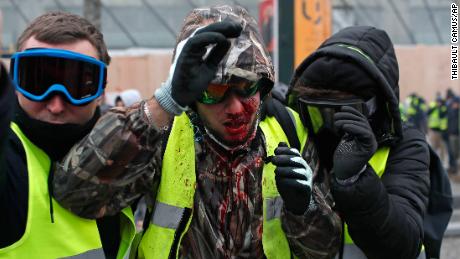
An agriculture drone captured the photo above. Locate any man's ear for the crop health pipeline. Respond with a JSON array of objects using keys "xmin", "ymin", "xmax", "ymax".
[{"xmin": 95, "ymin": 95, "xmax": 103, "ymax": 106}]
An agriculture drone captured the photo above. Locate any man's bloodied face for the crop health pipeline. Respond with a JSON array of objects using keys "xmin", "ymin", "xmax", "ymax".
[{"xmin": 196, "ymin": 90, "xmax": 260, "ymax": 147}]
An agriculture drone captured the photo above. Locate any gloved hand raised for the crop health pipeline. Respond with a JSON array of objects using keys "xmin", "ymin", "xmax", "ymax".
[
  {"xmin": 332, "ymin": 106, "xmax": 378, "ymax": 180},
  {"xmin": 271, "ymin": 142, "xmax": 313, "ymax": 215},
  {"xmin": 155, "ymin": 21, "xmax": 242, "ymax": 114}
]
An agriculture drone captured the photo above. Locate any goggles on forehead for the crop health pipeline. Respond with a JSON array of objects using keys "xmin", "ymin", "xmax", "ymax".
[
  {"xmin": 298, "ymin": 96, "xmax": 377, "ymax": 135},
  {"xmin": 10, "ymin": 48, "xmax": 107, "ymax": 105},
  {"xmin": 199, "ymin": 77, "xmax": 271, "ymax": 105}
]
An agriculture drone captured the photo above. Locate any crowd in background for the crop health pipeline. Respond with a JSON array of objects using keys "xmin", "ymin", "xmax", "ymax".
[{"xmin": 400, "ymin": 89, "xmax": 460, "ymax": 179}]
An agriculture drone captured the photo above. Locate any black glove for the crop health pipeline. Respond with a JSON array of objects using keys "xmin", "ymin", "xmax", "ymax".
[
  {"xmin": 154, "ymin": 21, "xmax": 242, "ymax": 115},
  {"xmin": 271, "ymin": 142, "xmax": 313, "ymax": 215},
  {"xmin": 332, "ymin": 106, "xmax": 378, "ymax": 180}
]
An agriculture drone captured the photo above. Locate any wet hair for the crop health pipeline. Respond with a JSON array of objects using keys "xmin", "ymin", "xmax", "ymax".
[{"xmin": 17, "ymin": 11, "xmax": 110, "ymax": 64}]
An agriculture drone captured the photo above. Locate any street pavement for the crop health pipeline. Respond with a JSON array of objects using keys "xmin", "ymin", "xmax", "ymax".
[
  {"xmin": 441, "ymin": 236, "xmax": 460, "ymax": 258},
  {"xmin": 441, "ymin": 178, "xmax": 460, "ymax": 258}
]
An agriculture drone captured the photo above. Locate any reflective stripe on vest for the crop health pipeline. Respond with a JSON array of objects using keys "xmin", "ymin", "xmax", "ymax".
[
  {"xmin": 60, "ymin": 248, "xmax": 105, "ymax": 259},
  {"xmin": 340, "ymin": 146, "xmax": 425, "ymax": 259},
  {"xmin": 138, "ymin": 110, "xmax": 307, "ymax": 259},
  {"xmin": 138, "ymin": 112, "xmax": 196, "ymax": 259},
  {"xmin": 0, "ymin": 123, "xmax": 103, "ymax": 259},
  {"xmin": 151, "ymin": 202, "xmax": 185, "ymax": 229}
]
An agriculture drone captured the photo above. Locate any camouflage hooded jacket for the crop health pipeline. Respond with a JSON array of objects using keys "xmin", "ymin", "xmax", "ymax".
[
  {"xmin": 53, "ymin": 104, "xmax": 342, "ymax": 259},
  {"xmin": 53, "ymin": 5, "xmax": 341, "ymax": 259}
]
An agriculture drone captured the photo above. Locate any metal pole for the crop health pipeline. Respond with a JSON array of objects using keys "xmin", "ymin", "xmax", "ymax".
[
  {"xmin": 84, "ymin": 0, "xmax": 101, "ymax": 31},
  {"xmin": 277, "ymin": 0, "xmax": 294, "ymax": 84}
]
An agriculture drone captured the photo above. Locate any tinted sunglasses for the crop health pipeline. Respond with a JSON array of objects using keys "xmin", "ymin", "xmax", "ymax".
[
  {"xmin": 10, "ymin": 48, "xmax": 107, "ymax": 105},
  {"xmin": 199, "ymin": 77, "xmax": 271, "ymax": 104},
  {"xmin": 298, "ymin": 96, "xmax": 377, "ymax": 134}
]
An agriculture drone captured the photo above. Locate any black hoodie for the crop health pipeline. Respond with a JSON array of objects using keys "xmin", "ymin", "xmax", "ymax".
[{"xmin": 289, "ymin": 26, "xmax": 430, "ymax": 259}]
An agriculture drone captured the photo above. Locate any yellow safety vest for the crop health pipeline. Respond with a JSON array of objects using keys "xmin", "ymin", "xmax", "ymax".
[
  {"xmin": 407, "ymin": 96, "xmax": 418, "ymax": 116},
  {"xmin": 138, "ymin": 110, "xmax": 307, "ymax": 259},
  {"xmin": 341, "ymin": 146, "xmax": 425, "ymax": 259},
  {"xmin": 428, "ymin": 102, "xmax": 447, "ymax": 131},
  {"xmin": 0, "ymin": 122, "xmax": 136, "ymax": 259},
  {"xmin": 440, "ymin": 106, "xmax": 448, "ymax": 131},
  {"xmin": 399, "ymin": 103, "xmax": 408, "ymax": 122}
]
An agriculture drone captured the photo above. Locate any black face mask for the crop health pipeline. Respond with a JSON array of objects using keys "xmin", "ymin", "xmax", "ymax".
[{"xmin": 13, "ymin": 100, "xmax": 100, "ymax": 161}]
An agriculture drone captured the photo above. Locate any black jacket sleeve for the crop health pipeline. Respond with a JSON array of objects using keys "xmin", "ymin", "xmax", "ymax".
[
  {"xmin": 332, "ymin": 126, "xmax": 430, "ymax": 259},
  {"xmin": 0, "ymin": 62, "xmax": 13, "ymax": 159},
  {"xmin": 0, "ymin": 62, "xmax": 28, "ymax": 248}
]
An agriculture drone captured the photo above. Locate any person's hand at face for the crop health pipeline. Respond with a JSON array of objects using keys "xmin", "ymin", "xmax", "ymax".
[
  {"xmin": 332, "ymin": 106, "xmax": 377, "ymax": 180},
  {"xmin": 155, "ymin": 21, "xmax": 243, "ymax": 115},
  {"xmin": 171, "ymin": 21, "xmax": 242, "ymax": 107}
]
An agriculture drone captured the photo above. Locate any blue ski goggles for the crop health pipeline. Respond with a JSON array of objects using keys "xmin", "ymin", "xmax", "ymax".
[{"xmin": 10, "ymin": 48, "xmax": 107, "ymax": 105}]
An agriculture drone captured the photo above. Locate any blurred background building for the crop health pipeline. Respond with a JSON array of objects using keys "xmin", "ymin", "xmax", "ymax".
[
  {"xmin": 0, "ymin": 0, "xmax": 452, "ymax": 49},
  {"xmin": 0, "ymin": 0, "xmax": 457, "ymax": 103}
]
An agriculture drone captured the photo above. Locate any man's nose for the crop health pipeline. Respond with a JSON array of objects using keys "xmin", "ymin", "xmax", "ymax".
[
  {"xmin": 46, "ymin": 94, "xmax": 67, "ymax": 114},
  {"xmin": 224, "ymin": 92, "xmax": 245, "ymax": 113}
]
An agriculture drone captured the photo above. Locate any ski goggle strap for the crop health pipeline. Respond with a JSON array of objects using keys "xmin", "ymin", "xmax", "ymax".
[
  {"xmin": 199, "ymin": 77, "xmax": 272, "ymax": 105},
  {"xmin": 298, "ymin": 96, "xmax": 377, "ymax": 134},
  {"xmin": 10, "ymin": 48, "xmax": 107, "ymax": 105}
]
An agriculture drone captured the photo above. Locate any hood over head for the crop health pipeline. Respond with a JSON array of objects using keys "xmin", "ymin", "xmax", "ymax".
[
  {"xmin": 289, "ymin": 26, "xmax": 402, "ymax": 145},
  {"xmin": 174, "ymin": 4, "xmax": 275, "ymax": 97}
]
